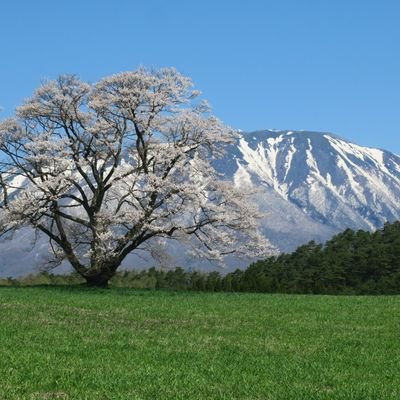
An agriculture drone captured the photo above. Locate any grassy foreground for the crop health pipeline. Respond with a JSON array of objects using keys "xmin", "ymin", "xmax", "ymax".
[{"xmin": 0, "ymin": 287, "xmax": 399, "ymax": 399}]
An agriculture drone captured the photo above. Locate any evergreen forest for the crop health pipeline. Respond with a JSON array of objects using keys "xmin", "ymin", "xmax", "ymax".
[{"xmin": 2, "ymin": 221, "xmax": 400, "ymax": 295}]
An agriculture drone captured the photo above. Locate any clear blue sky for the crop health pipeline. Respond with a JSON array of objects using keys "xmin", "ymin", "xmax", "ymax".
[{"xmin": 1, "ymin": 0, "xmax": 399, "ymax": 153}]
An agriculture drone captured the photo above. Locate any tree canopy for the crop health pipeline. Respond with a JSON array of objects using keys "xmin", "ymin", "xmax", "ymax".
[{"xmin": 0, "ymin": 68, "xmax": 270, "ymax": 286}]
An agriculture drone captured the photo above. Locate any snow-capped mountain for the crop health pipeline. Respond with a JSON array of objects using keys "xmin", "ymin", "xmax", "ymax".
[
  {"xmin": 1, "ymin": 129, "xmax": 399, "ymax": 276},
  {"xmin": 216, "ymin": 130, "xmax": 400, "ymax": 251}
]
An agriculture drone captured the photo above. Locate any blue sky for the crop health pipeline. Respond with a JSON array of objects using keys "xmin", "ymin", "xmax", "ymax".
[{"xmin": 1, "ymin": 0, "xmax": 399, "ymax": 153}]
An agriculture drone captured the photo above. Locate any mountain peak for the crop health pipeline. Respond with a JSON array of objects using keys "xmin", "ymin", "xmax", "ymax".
[
  {"xmin": 220, "ymin": 129, "xmax": 400, "ymax": 250},
  {"xmin": 242, "ymin": 129, "xmax": 347, "ymax": 144}
]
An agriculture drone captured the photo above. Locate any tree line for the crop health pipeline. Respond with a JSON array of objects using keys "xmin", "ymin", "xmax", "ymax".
[
  {"xmin": 237, "ymin": 221, "xmax": 400, "ymax": 295},
  {"xmin": 2, "ymin": 221, "xmax": 399, "ymax": 294}
]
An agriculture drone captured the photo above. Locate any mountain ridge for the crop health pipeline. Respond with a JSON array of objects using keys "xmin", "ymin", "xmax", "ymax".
[{"xmin": 1, "ymin": 129, "xmax": 399, "ymax": 276}]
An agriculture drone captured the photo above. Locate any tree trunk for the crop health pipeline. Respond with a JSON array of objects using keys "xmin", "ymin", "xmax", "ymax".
[
  {"xmin": 84, "ymin": 274, "xmax": 111, "ymax": 287},
  {"xmin": 84, "ymin": 267, "xmax": 118, "ymax": 287},
  {"xmin": 81, "ymin": 259, "xmax": 120, "ymax": 287}
]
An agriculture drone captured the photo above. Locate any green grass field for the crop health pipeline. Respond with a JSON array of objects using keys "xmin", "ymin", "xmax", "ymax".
[{"xmin": 0, "ymin": 287, "xmax": 399, "ymax": 399}]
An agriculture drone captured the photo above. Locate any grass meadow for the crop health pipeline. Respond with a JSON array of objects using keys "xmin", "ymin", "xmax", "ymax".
[{"xmin": 0, "ymin": 287, "xmax": 399, "ymax": 399}]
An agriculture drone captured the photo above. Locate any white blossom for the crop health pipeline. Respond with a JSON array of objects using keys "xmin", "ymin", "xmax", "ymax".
[{"xmin": 0, "ymin": 67, "xmax": 273, "ymax": 285}]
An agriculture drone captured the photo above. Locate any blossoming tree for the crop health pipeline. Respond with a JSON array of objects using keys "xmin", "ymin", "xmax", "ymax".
[{"xmin": 0, "ymin": 68, "xmax": 270, "ymax": 286}]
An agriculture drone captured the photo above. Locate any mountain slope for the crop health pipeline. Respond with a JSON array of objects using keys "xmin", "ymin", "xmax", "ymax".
[{"xmin": 221, "ymin": 130, "xmax": 400, "ymax": 251}]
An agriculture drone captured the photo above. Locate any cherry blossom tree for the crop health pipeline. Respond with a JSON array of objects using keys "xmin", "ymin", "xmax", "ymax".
[{"xmin": 0, "ymin": 68, "xmax": 270, "ymax": 286}]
